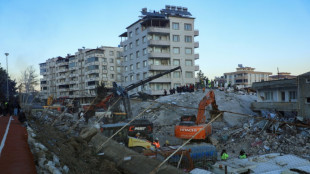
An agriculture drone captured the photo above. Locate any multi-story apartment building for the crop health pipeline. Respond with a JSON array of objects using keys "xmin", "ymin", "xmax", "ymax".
[
  {"xmin": 40, "ymin": 46, "xmax": 123, "ymax": 103},
  {"xmin": 224, "ymin": 64, "xmax": 272, "ymax": 88},
  {"xmin": 119, "ymin": 5, "xmax": 199, "ymax": 95},
  {"xmin": 269, "ymin": 72, "xmax": 296, "ymax": 81}
]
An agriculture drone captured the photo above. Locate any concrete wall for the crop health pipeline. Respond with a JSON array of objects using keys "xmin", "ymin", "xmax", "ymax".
[{"xmin": 298, "ymin": 75, "xmax": 310, "ymax": 119}]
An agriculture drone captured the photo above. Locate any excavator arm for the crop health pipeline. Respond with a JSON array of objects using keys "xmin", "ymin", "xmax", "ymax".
[{"xmin": 195, "ymin": 90, "xmax": 218, "ymax": 125}]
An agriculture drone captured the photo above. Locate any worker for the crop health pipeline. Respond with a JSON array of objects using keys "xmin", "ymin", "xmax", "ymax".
[
  {"xmin": 202, "ymin": 87, "xmax": 205, "ymax": 93},
  {"xmin": 153, "ymin": 138, "xmax": 160, "ymax": 149},
  {"xmin": 164, "ymin": 89, "xmax": 167, "ymax": 96},
  {"xmin": 239, "ymin": 149, "xmax": 247, "ymax": 159},
  {"xmin": 163, "ymin": 140, "xmax": 170, "ymax": 147},
  {"xmin": 135, "ymin": 132, "xmax": 141, "ymax": 138},
  {"xmin": 221, "ymin": 149, "xmax": 229, "ymax": 160}
]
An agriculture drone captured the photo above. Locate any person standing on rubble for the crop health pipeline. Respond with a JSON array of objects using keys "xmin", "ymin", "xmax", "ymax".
[
  {"xmin": 239, "ymin": 149, "xmax": 247, "ymax": 159},
  {"xmin": 221, "ymin": 149, "xmax": 229, "ymax": 160},
  {"xmin": 164, "ymin": 89, "xmax": 167, "ymax": 96},
  {"xmin": 152, "ymin": 138, "xmax": 160, "ymax": 149}
]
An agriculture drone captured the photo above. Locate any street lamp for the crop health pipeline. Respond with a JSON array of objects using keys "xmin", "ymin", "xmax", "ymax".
[{"xmin": 4, "ymin": 53, "xmax": 9, "ymax": 101}]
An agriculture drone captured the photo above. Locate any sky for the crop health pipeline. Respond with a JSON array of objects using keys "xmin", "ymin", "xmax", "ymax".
[{"xmin": 0, "ymin": 0, "xmax": 309, "ymax": 82}]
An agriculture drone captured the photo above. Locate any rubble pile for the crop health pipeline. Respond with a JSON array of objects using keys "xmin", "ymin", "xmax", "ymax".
[{"xmin": 213, "ymin": 119, "xmax": 310, "ymax": 160}]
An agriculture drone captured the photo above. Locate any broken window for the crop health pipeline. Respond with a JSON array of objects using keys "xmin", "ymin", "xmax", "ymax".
[
  {"xmin": 306, "ymin": 78, "xmax": 310, "ymax": 83},
  {"xmin": 306, "ymin": 97, "xmax": 310, "ymax": 104}
]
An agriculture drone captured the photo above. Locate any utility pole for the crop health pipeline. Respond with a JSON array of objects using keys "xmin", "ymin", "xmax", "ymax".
[{"xmin": 5, "ymin": 53, "xmax": 9, "ymax": 101}]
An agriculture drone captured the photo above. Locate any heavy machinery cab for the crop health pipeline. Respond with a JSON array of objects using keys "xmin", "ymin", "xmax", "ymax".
[
  {"xmin": 128, "ymin": 119, "xmax": 153, "ymax": 141},
  {"xmin": 180, "ymin": 115, "xmax": 196, "ymax": 122},
  {"xmin": 179, "ymin": 121, "xmax": 196, "ymax": 126}
]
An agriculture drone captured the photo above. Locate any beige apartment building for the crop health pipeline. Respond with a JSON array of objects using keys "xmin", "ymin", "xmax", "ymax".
[
  {"xmin": 39, "ymin": 46, "xmax": 123, "ymax": 103},
  {"xmin": 119, "ymin": 5, "xmax": 199, "ymax": 95},
  {"xmin": 224, "ymin": 65, "xmax": 272, "ymax": 88}
]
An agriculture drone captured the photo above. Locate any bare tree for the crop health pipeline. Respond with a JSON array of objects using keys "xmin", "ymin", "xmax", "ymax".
[{"xmin": 19, "ymin": 65, "xmax": 39, "ymax": 93}]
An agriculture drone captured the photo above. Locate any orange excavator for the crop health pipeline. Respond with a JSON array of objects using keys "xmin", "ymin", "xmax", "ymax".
[{"xmin": 174, "ymin": 90, "xmax": 219, "ymax": 140}]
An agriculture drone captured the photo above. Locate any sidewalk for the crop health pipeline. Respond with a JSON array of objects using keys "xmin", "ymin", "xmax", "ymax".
[{"xmin": 0, "ymin": 115, "xmax": 36, "ymax": 174}]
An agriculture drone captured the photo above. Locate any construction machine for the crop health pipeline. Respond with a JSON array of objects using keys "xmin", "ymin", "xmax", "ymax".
[{"xmin": 174, "ymin": 90, "xmax": 219, "ymax": 140}]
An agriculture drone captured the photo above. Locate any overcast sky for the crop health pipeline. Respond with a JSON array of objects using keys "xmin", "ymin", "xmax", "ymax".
[{"xmin": 0, "ymin": 0, "xmax": 309, "ymax": 81}]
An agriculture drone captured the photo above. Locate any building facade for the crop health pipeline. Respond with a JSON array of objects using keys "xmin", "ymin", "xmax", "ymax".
[
  {"xmin": 251, "ymin": 71, "xmax": 310, "ymax": 120},
  {"xmin": 40, "ymin": 46, "xmax": 123, "ymax": 103},
  {"xmin": 119, "ymin": 5, "xmax": 199, "ymax": 95},
  {"xmin": 269, "ymin": 72, "xmax": 296, "ymax": 81},
  {"xmin": 224, "ymin": 65, "xmax": 272, "ymax": 88}
]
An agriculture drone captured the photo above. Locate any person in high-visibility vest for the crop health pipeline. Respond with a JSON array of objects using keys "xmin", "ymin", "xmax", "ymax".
[
  {"xmin": 239, "ymin": 149, "xmax": 247, "ymax": 159},
  {"xmin": 221, "ymin": 149, "xmax": 229, "ymax": 160},
  {"xmin": 152, "ymin": 138, "xmax": 160, "ymax": 149}
]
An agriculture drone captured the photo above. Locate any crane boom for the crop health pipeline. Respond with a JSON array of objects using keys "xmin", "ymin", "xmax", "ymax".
[{"xmin": 125, "ymin": 66, "xmax": 181, "ymax": 91}]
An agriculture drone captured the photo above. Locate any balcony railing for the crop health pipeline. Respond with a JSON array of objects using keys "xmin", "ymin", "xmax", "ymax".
[
  {"xmin": 149, "ymin": 65, "xmax": 171, "ymax": 71},
  {"xmin": 194, "ymin": 54, "xmax": 199, "ymax": 60},
  {"xmin": 194, "ymin": 30, "xmax": 199, "ymax": 36},
  {"xmin": 148, "ymin": 52, "xmax": 170, "ymax": 58},
  {"xmin": 148, "ymin": 40, "xmax": 170, "ymax": 46},
  {"xmin": 194, "ymin": 42, "xmax": 199, "ymax": 48},
  {"xmin": 195, "ymin": 65, "xmax": 199, "ymax": 71},
  {"xmin": 147, "ymin": 27, "xmax": 170, "ymax": 34}
]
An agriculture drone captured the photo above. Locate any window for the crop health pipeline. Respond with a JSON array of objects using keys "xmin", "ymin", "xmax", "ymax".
[
  {"xmin": 110, "ymin": 74, "xmax": 114, "ymax": 79},
  {"xmin": 130, "ymin": 54, "xmax": 133, "ymax": 60},
  {"xmin": 154, "ymin": 35, "xmax": 160, "ymax": 40},
  {"xmin": 86, "ymin": 57, "xmax": 98, "ymax": 63},
  {"xmin": 264, "ymin": 91, "xmax": 274, "ymax": 100},
  {"xmin": 103, "ymin": 58, "xmax": 107, "ymax": 62},
  {"xmin": 110, "ymin": 66, "xmax": 114, "ymax": 71},
  {"xmin": 143, "ymin": 72, "xmax": 147, "ymax": 79},
  {"xmin": 136, "ymin": 39, "xmax": 139, "ymax": 46},
  {"xmin": 117, "ymin": 74, "xmax": 121, "ymax": 81},
  {"xmin": 306, "ymin": 97, "xmax": 310, "ymax": 104},
  {"xmin": 136, "ymin": 73, "xmax": 140, "ymax": 80},
  {"xmin": 102, "ymin": 65, "xmax": 107, "ymax": 70},
  {"xmin": 185, "ymin": 36, "xmax": 192, "ymax": 43},
  {"xmin": 124, "ymin": 45, "xmax": 128, "ymax": 51},
  {"xmin": 130, "ymin": 75, "xmax": 134, "ymax": 81},
  {"xmin": 185, "ymin": 72, "xmax": 193, "ymax": 78},
  {"xmin": 172, "ymin": 22, "xmax": 179, "ymax": 30},
  {"xmin": 289, "ymin": 91, "xmax": 297, "ymax": 100},
  {"xmin": 109, "ymin": 51, "xmax": 114, "ymax": 56},
  {"xmin": 185, "ymin": 48, "xmax": 192, "ymax": 54},
  {"xmin": 125, "ymin": 66, "xmax": 128, "ymax": 71},
  {"xmin": 143, "ymin": 48, "xmax": 147, "ymax": 55},
  {"xmin": 125, "ymin": 76, "xmax": 128, "ymax": 82},
  {"xmin": 173, "ymin": 59, "xmax": 180, "ymax": 66},
  {"xmin": 306, "ymin": 78, "xmax": 310, "ymax": 83},
  {"xmin": 87, "ymin": 65, "xmax": 99, "ymax": 71},
  {"xmin": 185, "ymin": 60, "xmax": 192, "ymax": 66},
  {"xmin": 116, "ymin": 59, "xmax": 121, "ymax": 64},
  {"xmin": 129, "ymin": 32, "xmax": 133, "ymax": 38},
  {"xmin": 136, "ymin": 51, "xmax": 140, "ymax": 58},
  {"xmin": 184, "ymin": 23, "xmax": 192, "ymax": 31},
  {"xmin": 136, "ymin": 62, "xmax": 140, "ymax": 69},
  {"xmin": 281, "ymin": 91, "xmax": 285, "ymax": 101},
  {"xmin": 129, "ymin": 43, "xmax": 133, "ymax": 49},
  {"xmin": 109, "ymin": 58, "xmax": 114, "ymax": 63},
  {"xmin": 130, "ymin": 64, "xmax": 133, "ymax": 71},
  {"xmin": 143, "ymin": 60, "xmax": 147, "ymax": 67},
  {"xmin": 135, "ymin": 28, "xmax": 139, "ymax": 34},
  {"xmin": 173, "ymin": 47, "xmax": 180, "ymax": 54},
  {"xmin": 173, "ymin": 35, "xmax": 180, "ymax": 42},
  {"xmin": 116, "ymin": 66, "xmax": 121, "ymax": 73},
  {"xmin": 173, "ymin": 71, "xmax": 180, "ymax": 78},
  {"xmin": 142, "ymin": 36, "xmax": 147, "ymax": 43}
]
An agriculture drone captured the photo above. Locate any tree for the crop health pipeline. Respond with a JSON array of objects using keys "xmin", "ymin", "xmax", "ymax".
[
  {"xmin": 0, "ymin": 65, "xmax": 17, "ymax": 102},
  {"xmin": 197, "ymin": 70, "xmax": 207, "ymax": 88},
  {"xmin": 19, "ymin": 66, "xmax": 39, "ymax": 93}
]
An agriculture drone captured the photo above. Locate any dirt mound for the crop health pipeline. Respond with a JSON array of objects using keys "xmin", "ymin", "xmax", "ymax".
[{"xmin": 29, "ymin": 118, "xmax": 122, "ymax": 174}]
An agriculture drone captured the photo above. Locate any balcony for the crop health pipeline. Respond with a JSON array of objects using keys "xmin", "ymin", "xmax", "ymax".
[
  {"xmin": 86, "ymin": 69, "xmax": 99, "ymax": 74},
  {"xmin": 86, "ymin": 61, "xmax": 100, "ymax": 66},
  {"xmin": 69, "ymin": 74, "xmax": 78, "ymax": 78},
  {"xmin": 251, "ymin": 102, "xmax": 298, "ymax": 112},
  {"xmin": 194, "ymin": 54, "xmax": 199, "ymax": 60},
  {"xmin": 85, "ymin": 85, "xmax": 96, "ymax": 90},
  {"xmin": 195, "ymin": 65, "xmax": 199, "ymax": 71},
  {"xmin": 194, "ymin": 42, "xmax": 199, "ymax": 48},
  {"xmin": 102, "ymin": 70, "xmax": 108, "ymax": 74},
  {"xmin": 148, "ymin": 40, "xmax": 170, "ymax": 46},
  {"xmin": 57, "ymin": 81, "xmax": 69, "ymax": 85},
  {"xmin": 148, "ymin": 52, "xmax": 170, "ymax": 58},
  {"xmin": 149, "ymin": 77, "xmax": 171, "ymax": 83},
  {"xmin": 147, "ymin": 27, "xmax": 170, "ymax": 34},
  {"xmin": 86, "ymin": 77, "xmax": 100, "ymax": 81},
  {"xmin": 70, "ymin": 87, "xmax": 79, "ymax": 91},
  {"xmin": 69, "ymin": 81, "xmax": 78, "ymax": 84},
  {"xmin": 58, "ymin": 88, "xmax": 69, "ymax": 92},
  {"xmin": 149, "ymin": 65, "xmax": 171, "ymax": 71},
  {"xmin": 57, "ymin": 68, "xmax": 68, "ymax": 73},
  {"xmin": 56, "ymin": 75, "xmax": 67, "ymax": 80},
  {"xmin": 194, "ymin": 30, "xmax": 199, "ymax": 36},
  {"xmin": 69, "ymin": 66, "xmax": 78, "ymax": 70},
  {"xmin": 57, "ymin": 62, "xmax": 68, "ymax": 66}
]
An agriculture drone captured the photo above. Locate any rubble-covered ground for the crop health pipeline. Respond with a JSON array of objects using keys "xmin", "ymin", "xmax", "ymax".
[
  {"xmin": 26, "ymin": 88, "xmax": 310, "ymax": 173},
  {"xmin": 27, "ymin": 112, "xmax": 124, "ymax": 174},
  {"xmin": 131, "ymin": 89, "xmax": 310, "ymax": 160}
]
